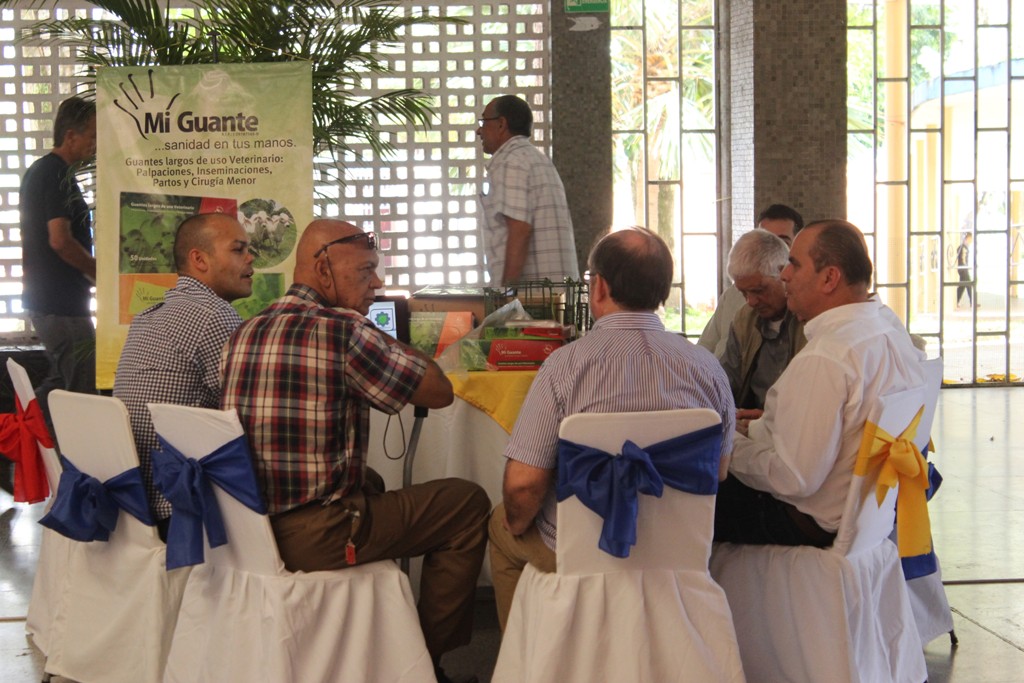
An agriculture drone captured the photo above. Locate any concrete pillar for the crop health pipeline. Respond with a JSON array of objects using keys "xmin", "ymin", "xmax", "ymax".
[
  {"xmin": 550, "ymin": 2, "xmax": 613, "ymax": 273},
  {"xmin": 728, "ymin": 0, "xmax": 847, "ymax": 242}
]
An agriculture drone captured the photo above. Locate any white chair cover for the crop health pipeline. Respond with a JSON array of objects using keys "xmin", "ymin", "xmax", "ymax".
[
  {"xmin": 710, "ymin": 374, "xmax": 937, "ymax": 683},
  {"xmin": 8, "ymin": 358, "xmax": 65, "ymax": 657},
  {"xmin": 493, "ymin": 409, "xmax": 745, "ymax": 683},
  {"xmin": 899, "ymin": 357, "xmax": 955, "ymax": 645},
  {"xmin": 148, "ymin": 403, "xmax": 436, "ymax": 683},
  {"xmin": 43, "ymin": 390, "xmax": 189, "ymax": 683},
  {"xmin": 906, "ymin": 555, "xmax": 954, "ymax": 644}
]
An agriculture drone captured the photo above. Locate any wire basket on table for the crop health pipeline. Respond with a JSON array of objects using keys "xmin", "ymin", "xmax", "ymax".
[{"xmin": 484, "ymin": 278, "xmax": 591, "ymax": 338}]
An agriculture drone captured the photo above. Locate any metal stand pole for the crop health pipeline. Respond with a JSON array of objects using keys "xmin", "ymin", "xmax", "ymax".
[{"xmin": 400, "ymin": 406, "xmax": 428, "ymax": 574}]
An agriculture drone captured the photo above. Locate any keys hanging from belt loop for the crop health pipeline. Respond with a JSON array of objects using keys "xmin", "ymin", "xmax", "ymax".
[{"xmin": 345, "ymin": 509, "xmax": 361, "ymax": 565}]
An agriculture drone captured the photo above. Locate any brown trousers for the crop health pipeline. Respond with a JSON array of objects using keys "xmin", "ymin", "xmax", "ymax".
[
  {"xmin": 270, "ymin": 477, "xmax": 491, "ymax": 662},
  {"xmin": 487, "ymin": 503, "xmax": 556, "ymax": 633}
]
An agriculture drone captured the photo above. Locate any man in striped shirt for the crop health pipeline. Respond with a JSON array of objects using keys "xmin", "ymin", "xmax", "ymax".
[
  {"xmin": 477, "ymin": 95, "xmax": 579, "ymax": 286},
  {"xmin": 221, "ymin": 219, "xmax": 489, "ymax": 683},
  {"xmin": 488, "ymin": 226, "xmax": 736, "ymax": 632}
]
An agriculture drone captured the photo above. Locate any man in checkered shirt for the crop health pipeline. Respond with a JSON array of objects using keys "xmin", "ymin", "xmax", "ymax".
[
  {"xmin": 221, "ymin": 219, "xmax": 490, "ymax": 683},
  {"xmin": 477, "ymin": 95, "xmax": 579, "ymax": 286},
  {"xmin": 113, "ymin": 212, "xmax": 254, "ymax": 539}
]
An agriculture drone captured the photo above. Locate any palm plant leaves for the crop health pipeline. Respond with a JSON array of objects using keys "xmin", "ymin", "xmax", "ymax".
[
  {"xmin": 1, "ymin": 0, "xmax": 450, "ymax": 159},
  {"xmin": 611, "ymin": 2, "xmax": 715, "ymax": 167},
  {"xmin": 610, "ymin": 0, "xmax": 716, "ymax": 228}
]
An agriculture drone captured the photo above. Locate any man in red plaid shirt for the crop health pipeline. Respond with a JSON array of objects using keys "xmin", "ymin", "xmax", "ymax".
[{"xmin": 221, "ymin": 219, "xmax": 489, "ymax": 683}]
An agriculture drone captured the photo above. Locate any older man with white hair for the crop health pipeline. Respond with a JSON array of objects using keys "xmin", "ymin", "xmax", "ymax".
[
  {"xmin": 720, "ymin": 229, "xmax": 807, "ymax": 410},
  {"xmin": 698, "ymin": 204, "xmax": 804, "ymax": 358}
]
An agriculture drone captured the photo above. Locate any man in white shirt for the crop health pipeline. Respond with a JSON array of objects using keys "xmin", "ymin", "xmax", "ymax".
[
  {"xmin": 698, "ymin": 204, "xmax": 803, "ymax": 358},
  {"xmin": 477, "ymin": 95, "xmax": 579, "ymax": 286},
  {"xmin": 714, "ymin": 219, "xmax": 926, "ymax": 546}
]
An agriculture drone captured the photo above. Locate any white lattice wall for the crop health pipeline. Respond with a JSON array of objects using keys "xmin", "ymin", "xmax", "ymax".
[
  {"xmin": 316, "ymin": 1, "xmax": 552, "ymax": 291},
  {"xmin": 0, "ymin": 1, "xmax": 551, "ymax": 339},
  {"xmin": 1, "ymin": 3, "xmax": 97, "ymax": 337}
]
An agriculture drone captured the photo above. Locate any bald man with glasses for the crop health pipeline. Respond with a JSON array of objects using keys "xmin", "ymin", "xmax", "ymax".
[{"xmin": 221, "ymin": 219, "xmax": 490, "ymax": 683}]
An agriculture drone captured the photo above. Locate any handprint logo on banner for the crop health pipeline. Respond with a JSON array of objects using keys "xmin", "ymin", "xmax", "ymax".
[{"xmin": 113, "ymin": 69, "xmax": 181, "ymax": 140}]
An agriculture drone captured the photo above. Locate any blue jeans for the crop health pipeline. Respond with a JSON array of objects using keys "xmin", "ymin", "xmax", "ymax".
[{"xmin": 28, "ymin": 313, "xmax": 97, "ymax": 422}]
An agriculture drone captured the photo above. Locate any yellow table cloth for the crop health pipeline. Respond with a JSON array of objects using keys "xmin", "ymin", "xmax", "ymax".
[{"xmin": 447, "ymin": 370, "xmax": 537, "ymax": 434}]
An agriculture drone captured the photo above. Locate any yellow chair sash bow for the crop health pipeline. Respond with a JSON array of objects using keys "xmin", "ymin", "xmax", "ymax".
[{"xmin": 854, "ymin": 404, "xmax": 932, "ymax": 558}]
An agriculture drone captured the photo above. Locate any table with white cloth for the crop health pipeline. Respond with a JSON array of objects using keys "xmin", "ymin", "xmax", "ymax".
[{"xmin": 367, "ymin": 370, "xmax": 537, "ymax": 584}]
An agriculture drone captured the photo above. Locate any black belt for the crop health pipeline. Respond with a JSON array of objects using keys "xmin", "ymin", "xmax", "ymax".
[{"xmin": 784, "ymin": 504, "xmax": 838, "ymax": 548}]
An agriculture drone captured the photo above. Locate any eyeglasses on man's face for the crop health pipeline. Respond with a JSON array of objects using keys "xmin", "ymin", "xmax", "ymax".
[
  {"xmin": 313, "ymin": 232, "xmax": 378, "ymax": 259},
  {"xmin": 478, "ymin": 116, "xmax": 502, "ymax": 127}
]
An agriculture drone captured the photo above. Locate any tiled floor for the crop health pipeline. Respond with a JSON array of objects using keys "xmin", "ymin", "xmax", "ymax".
[
  {"xmin": 921, "ymin": 386, "xmax": 1024, "ymax": 682},
  {"xmin": 2, "ymin": 386, "xmax": 1023, "ymax": 682}
]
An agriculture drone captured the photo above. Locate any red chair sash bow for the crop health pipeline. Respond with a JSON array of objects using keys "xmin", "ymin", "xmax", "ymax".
[{"xmin": 0, "ymin": 395, "xmax": 54, "ymax": 503}]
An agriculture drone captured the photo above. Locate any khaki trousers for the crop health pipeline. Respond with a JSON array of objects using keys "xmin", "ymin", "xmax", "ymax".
[
  {"xmin": 271, "ymin": 477, "xmax": 490, "ymax": 662},
  {"xmin": 487, "ymin": 503, "xmax": 556, "ymax": 633}
]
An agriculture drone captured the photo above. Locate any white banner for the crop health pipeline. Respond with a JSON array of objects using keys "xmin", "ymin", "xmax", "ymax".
[{"xmin": 95, "ymin": 63, "xmax": 313, "ymax": 388}]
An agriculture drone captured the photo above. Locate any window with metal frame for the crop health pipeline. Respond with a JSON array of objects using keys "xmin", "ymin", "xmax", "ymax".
[
  {"xmin": 848, "ymin": 0, "xmax": 1024, "ymax": 386},
  {"xmin": 609, "ymin": 0, "xmax": 720, "ymax": 337}
]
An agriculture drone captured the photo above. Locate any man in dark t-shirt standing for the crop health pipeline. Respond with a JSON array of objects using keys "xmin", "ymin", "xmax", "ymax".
[{"xmin": 20, "ymin": 96, "xmax": 98, "ymax": 415}]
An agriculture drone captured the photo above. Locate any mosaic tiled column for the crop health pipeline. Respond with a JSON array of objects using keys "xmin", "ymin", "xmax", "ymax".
[
  {"xmin": 551, "ymin": 2, "xmax": 613, "ymax": 273},
  {"xmin": 729, "ymin": 0, "xmax": 847, "ymax": 237}
]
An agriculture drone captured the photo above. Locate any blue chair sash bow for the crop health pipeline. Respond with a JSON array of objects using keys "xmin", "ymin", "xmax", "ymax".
[
  {"xmin": 40, "ymin": 455, "xmax": 154, "ymax": 542},
  {"xmin": 152, "ymin": 433, "xmax": 267, "ymax": 570},
  {"xmin": 556, "ymin": 423, "xmax": 723, "ymax": 558}
]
